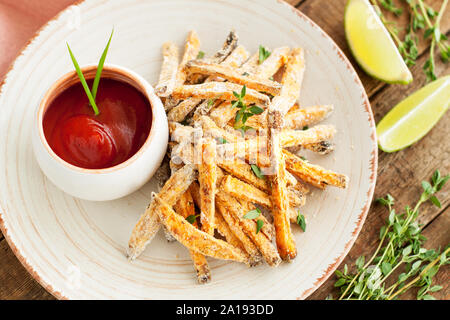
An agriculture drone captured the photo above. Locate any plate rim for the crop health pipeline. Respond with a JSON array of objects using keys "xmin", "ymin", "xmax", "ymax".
[{"xmin": 0, "ymin": 0, "xmax": 378, "ymax": 300}]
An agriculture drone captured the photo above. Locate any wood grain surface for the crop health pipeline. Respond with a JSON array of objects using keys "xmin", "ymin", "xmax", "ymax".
[{"xmin": 0, "ymin": 0, "xmax": 448, "ymax": 300}]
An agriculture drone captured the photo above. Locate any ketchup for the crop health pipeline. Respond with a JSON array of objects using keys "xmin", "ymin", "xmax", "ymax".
[{"xmin": 43, "ymin": 78, "xmax": 152, "ymax": 169}]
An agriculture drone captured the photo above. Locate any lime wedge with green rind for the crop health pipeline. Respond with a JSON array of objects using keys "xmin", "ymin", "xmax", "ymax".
[
  {"xmin": 345, "ymin": 0, "xmax": 413, "ymax": 84},
  {"xmin": 377, "ymin": 75, "xmax": 450, "ymax": 153}
]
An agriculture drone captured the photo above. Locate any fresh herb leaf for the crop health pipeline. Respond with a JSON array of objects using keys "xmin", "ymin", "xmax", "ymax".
[
  {"xmin": 231, "ymin": 85, "xmax": 262, "ymax": 132},
  {"xmin": 355, "ymin": 256, "xmax": 365, "ymax": 269},
  {"xmin": 186, "ymin": 214, "xmax": 200, "ymax": 224},
  {"xmin": 334, "ymin": 278, "xmax": 346, "ymax": 287},
  {"xmin": 249, "ymin": 105, "xmax": 264, "ymax": 114},
  {"xmin": 219, "ymin": 137, "xmax": 227, "ymax": 144},
  {"xmin": 377, "ymin": 194, "xmax": 395, "ymax": 207},
  {"xmin": 256, "ymin": 219, "xmax": 264, "ymax": 234},
  {"xmin": 258, "ymin": 45, "xmax": 271, "ymax": 64},
  {"xmin": 429, "ymin": 195, "xmax": 441, "ymax": 208},
  {"xmin": 91, "ymin": 29, "xmax": 114, "ymax": 100},
  {"xmin": 207, "ymin": 97, "xmax": 221, "ymax": 109},
  {"xmin": 379, "ymin": 0, "xmax": 403, "ymax": 16},
  {"xmin": 296, "ymin": 212, "xmax": 306, "ymax": 232},
  {"xmin": 197, "ymin": 51, "xmax": 205, "ymax": 59},
  {"xmin": 303, "ymin": 126, "xmax": 309, "ymax": 130},
  {"xmin": 251, "ymin": 164, "xmax": 265, "ymax": 179},
  {"xmin": 67, "ymin": 43, "xmax": 100, "ymax": 116},
  {"xmin": 240, "ymin": 84, "xmax": 246, "ymax": 97},
  {"xmin": 243, "ymin": 208, "xmax": 261, "ymax": 220},
  {"xmin": 375, "ymin": 0, "xmax": 449, "ymax": 81}
]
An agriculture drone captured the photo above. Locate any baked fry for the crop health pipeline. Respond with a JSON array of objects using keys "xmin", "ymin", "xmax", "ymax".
[
  {"xmin": 164, "ymin": 31, "xmax": 202, "ymax": 111},
  {"xmin": 198, "ymin": 138, "xmax": 217, "ymax": 235},
  {"xmin": 267, "ymin": 108, "xmax": 297, "ymax": 261},
  {"xmin": 270, "ymin": 47, "xmax": 305, "ymax": 116},
  {"xmin": 302, "ymin": 140, "xmax": 335, "ymax": 155},
  {"xmin": 174, "ymin": 190, "xmax": 196, "ymax": 224},
  {"xmin": 283, "ymin": 149, "xmax": 349, "ymax": 189},
  {"xmin": 254, "ymin": 46, "xmax": 290, "ymax": 79},
  {"xmin": 214, "ymin": 125, "xmax": 336, "ymax": 155},
  {"xmin": 198, "ymin": 115, "xmax": 243, "ymax": 143},
  {"xmin": 168, "ymin": 45, "xmax": 250, "ymax": 123},
  {"xmin": 176, "ymin": 30, "xmax": 201, "ymax": 86},
  {"xmin": 216, "ymin": 201, "xmax": 263, "ymax": 266},
  {"xmin": 279, "ymin": 125, "xmax": 336, "ymax": 148},
  {"xmin": 127, "ymin": 165, "xmax": 197, "ymax": 260},
  {"xmin": 221, "ymin": 175, "xmax": 302, "ymax": 212},
  {"xmin": 209, "ymin": 53, "xmax": 260, "ymax": 127},
  {"xmin": 209, "ymin": 47, "xmax": 289, "ymax": 127},
  {"xmin": 186, "ymin": 30, "xmax": 239, "ymax": 84},
  {"xmin": 242, "ymin": 112, "xmax": 268, "ymax": 129},
  {"xmin": 222, "ymin": 174, "xmax": 271, "ymax": 208},
  {"xmin": 215, "ymin": 125, "xmax": 336, "ymax": 167},
  {"xmin": 239, "ymin": 200, "xmax": 275, "ymax": 241},
  {"xmin": 186, "ymin": 60, "xmax": 282, "ymax": 95},
  {"xmin": 211, "ymin": 30, "xmax": 239, "ymax": 62},
  {"xmin": 238, "ymin": 53, "xmax": 260, "ymax": 74},
  {"xmin": 192, "ymin": 46, "xmax": 250, "ymax": 120},
  {"xmin": 167, "ymin": 98, "xmax": 202, "ymax": 122},
  {"xmin": 216, "ymin": 192, "xmax": 281, "ymax": 267},
  {"xmin": 172, "ymin": 82, "xmax": 270, "ymax": 107},
  {"xmin": 284, "ymin": 105, "xmax": 334, "ymax": 130},
  {"xmin": 174, "ymin": 189, "xmax": 211, "ymax": 284},
  {"xmin": 214, "ymin": 211, "xmax": 249, "ymax": 258},
  {"xmin": 219, "ymin": 159, "xmax": 269, "ymax": 192},
  {"xmin": 189, "ymin": 251, "xmax": 211, "ymax": 284},
  {"xmin": 169, "ymin": 121, "xmax": 203, "ymax": 143},
  {"xmin": 246, "ymin": 104, "xmax": 334, "ymax": 130},
  {"xmin": 155, "ymin": 42, "xmax": 179, "ymax": 98},
  {"xmin": 154, "ymin": 193, "xmax": 248, "ymax": 263}
]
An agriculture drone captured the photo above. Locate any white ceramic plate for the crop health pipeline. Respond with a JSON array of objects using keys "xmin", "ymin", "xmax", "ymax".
[{"xmin": 0, "ymin": 0, "xmax": 377, "ymax": 299}]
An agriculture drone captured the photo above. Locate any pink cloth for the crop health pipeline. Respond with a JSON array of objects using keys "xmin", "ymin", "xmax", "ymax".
[{"xmin": 0, "ymin": 0, "xmax": 76, "ymax": 81}]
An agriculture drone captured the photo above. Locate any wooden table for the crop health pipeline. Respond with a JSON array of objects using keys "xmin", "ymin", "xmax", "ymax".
[{"xmin": 0, "ymin": 0, "xmax": 448, "ymax": 300}]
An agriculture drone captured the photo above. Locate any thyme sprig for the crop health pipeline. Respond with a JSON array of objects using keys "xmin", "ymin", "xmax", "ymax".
[
  {"xmin": 331, "ymin": 170, "xmax": 449, "ymax": 300},
  {"xmin": 231, "ymin": 85, "xmax": 264, "ymax": 135},
  {"xmin": 371, "ymin": 0, "xmax": 450, "ymax": 81}
]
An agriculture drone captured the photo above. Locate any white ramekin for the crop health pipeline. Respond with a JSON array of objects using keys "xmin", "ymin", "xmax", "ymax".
[{"xmin": 32, "ymin": 64, "xmax": 168, "ymax": 201}]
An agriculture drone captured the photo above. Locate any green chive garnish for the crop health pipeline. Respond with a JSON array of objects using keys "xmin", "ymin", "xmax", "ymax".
[
  {"xmin": 67, "ymin": 29, "xmax": 114, "ymax": 116},
  {"xmin": 67, "ymin": 43, "xmax": 100, "ymax": 116},
  {"xmin": 91, "ymin": 29, "xmax": 114, "ymax": 100}
]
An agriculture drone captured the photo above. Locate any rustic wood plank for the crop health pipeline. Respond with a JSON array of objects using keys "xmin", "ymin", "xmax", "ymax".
[
  {"xmin": 298, "ymin": 0, "xmax": 450, "ymax": 97},
  {"xmin": 0, "ymin": 239, "xmax": 54, "ymax": 300}
]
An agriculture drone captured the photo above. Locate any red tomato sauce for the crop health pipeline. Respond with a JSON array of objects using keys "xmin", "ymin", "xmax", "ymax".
[{"xmin": 43, "ymin": 78, "xmax": 152, "ymax": 169}]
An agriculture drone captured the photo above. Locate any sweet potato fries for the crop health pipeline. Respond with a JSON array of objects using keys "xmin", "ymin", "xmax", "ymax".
[{"xmin": 127, "ymin": 30, "xmax": 349, "ymax": 283}]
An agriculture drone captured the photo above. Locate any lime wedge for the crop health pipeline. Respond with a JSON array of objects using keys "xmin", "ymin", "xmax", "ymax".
[
  {"xmin": 377, "ymin": 76, "xmax": 450, "ymax": 152},
  {"xmin": 345, "ymin": 0, "xmax": 413, "ymax": 84}
]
